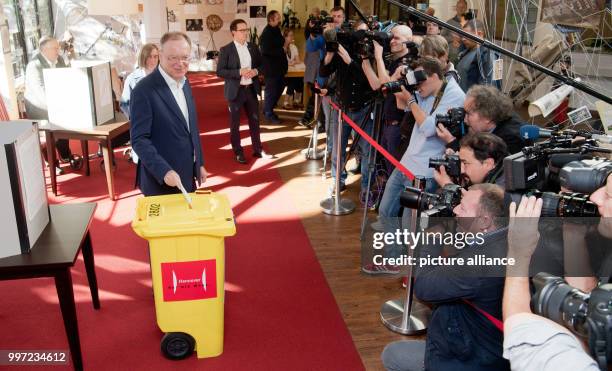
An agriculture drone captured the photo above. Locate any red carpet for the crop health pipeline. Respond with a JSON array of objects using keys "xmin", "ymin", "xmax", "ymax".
[{"xmin": 0, "ymin": 73, "xmax": 364, "ymax": 370}]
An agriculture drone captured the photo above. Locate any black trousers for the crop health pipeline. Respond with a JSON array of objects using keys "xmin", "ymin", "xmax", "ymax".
[
  {"xmin": 263, "ymin": 75, "xmax": 286, "ymax": 117},
  {"xmin": 229, "ymin": 85, "xmax": 262, "ymax": 155},
  {"xmin": 55, "ymin": 139, "xmax": 72, "ymax": 160}
]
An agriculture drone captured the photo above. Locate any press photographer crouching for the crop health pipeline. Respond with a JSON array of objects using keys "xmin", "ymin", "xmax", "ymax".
[
  {"xmin": 503, "ymin": 173, "xmax": 612, "ymax": 371},
  {"xmin": 319, "ymin": 21, "xmax": 376, "ymax": 196},
  {"xmin": 361, "ymin": 24, "xmax": 415, "ymax": 174},
  {"xmin": 376, "ymin": 56, "xmax": 465, "ymax": 224},
  {"xmin": 433, "ymin": 132, "xmax": 508, "ymax": 189},
  {"xmin": 436, "ymin": 85, "xmax": 525, "ymax": 155},
  {"xmin": 383, "ymin": 183, "xmax": 510, "ymax": 371}
]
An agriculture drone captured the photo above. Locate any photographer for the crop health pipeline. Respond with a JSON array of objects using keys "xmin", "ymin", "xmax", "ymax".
[
  {"xmin": 503, "ymin": 195, "xmax": 601, "ymax": 371},
  {"xmin": 436, "ymin": 85, "xmax": 525, "ymax": 155},
  {"xmin": 420, "ymin": 35, "xmax": 459, "ymax": 83},
  {"xmin": 376, "ymin": 57, "xmax": 465, "ymax": 223},
  {"xmin": 320, "ymin": 10, "xmax": 376, "ymax": 195},
  {"xmin": 434, "ymin": 132, "xmax": 508, "ymax": 188},
  {"xmin": 383, "ymin": 184, "xmax": 510, "ymax": 370},
  {"xmin": 361, "ymin": 25, "xmax": 414, "ymax": 173}
]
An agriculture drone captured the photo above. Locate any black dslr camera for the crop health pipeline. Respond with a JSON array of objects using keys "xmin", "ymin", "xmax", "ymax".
[
  {"xmin": 354, "ymin": 30, "xmax": 391, "ymax": 59},
  {"xmin": 380, "ymin": 66, "xmax": 427, "ymax": 95},
  {"xmin": 532, "ymin": 273, "xmax": 612, "ymax": 370},
  {"xmin": 308, "ymin": 15, "xmax": 333, "ymax": 35},
  {"xmin": 429, "ymin": 154, "xmax": 461, "ymax": 179},
  {"xmin": 436, "ymin": 108, "xmax": 467, "ymax": 139},
  {"xmin": 400, "ymin": 184, "xmax": 462, "ymax": 217}
]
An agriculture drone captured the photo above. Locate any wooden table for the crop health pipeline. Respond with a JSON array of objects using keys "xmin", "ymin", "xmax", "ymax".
[
  {"xmin": 39, "ymin": 121, "xmax": 130, "ymax": 200},
  {"xmin": 0, "ymin": 203, "xmax": 99, "ymax": 371}
]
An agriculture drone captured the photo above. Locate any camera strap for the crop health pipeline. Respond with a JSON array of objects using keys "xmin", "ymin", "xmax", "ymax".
[
  {"xmin": 463, "ymin": 299, "xmax": 504, "ymax": 332},
  {"xmin": 430, "ymin": 80, "xmax": 448, "ymax": 115}
]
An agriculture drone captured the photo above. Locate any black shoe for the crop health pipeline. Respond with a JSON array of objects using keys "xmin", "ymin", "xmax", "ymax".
[
  {"xmin": 70, "ymin": 155, "xmax": 83, "ymax": 170},
  {"xmin": 253, "ymin": 150, "xmax": 274, "ymax": 159},
  {"xmin": 265, "ymin": 114, "xmax": 280, "ymax": 124},
  {"xmin": 297, "ymin": 119, "xmax": 311, "ymax": 128},
  {"xmin": 235, "ymin": 153, "xmax": 247, "ymax": 164}
]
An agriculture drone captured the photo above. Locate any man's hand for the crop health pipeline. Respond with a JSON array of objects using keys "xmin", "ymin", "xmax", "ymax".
[
  {"xmin": 373, "ymin": 40, "xmax": 383, "ymax": 60},
  {"xmin": 240, "ymin": 68, "xmax": 251, "ymax": 76},
  {"xmin": 319, "ymin": 88, "xmax": 328, "ymax": 96},
  {"xmin": 391, "ymin": 65, "xmax": 404, "ymax": 81},
  {"xmin": 436, "ymin": 123, "xmax": 456, "ymax": 144},
  {"xmin": 433, "ymin": 166, "xmax": 453, "ymax": 187},
  {"xmin": 508, "ymin": 196, "xmax": 543, "ymax": 260},
  {"xmin": 164, "ymin": 170, "xmax": 182, "ymax": 188},
  {"xmin": 395, "ymin": 85, "xmax": 413, "ymax": 101},
  {"xmin": 337, "ymin": 44, "xmax": 352, "ymax": 65},
  {"xmin": 198, "ymin": 166, "xmax": 207, "ymax": 187},
  {"xmin": 245, "ymin": 69, "xmax": 258, "ymax": 78}
]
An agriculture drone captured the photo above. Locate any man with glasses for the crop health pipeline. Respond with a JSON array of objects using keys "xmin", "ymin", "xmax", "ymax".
[
  {"xmin": 217, "ymin": 19, "xmax": 273, "ymax": 164},
  {"xmin": 130, "ymin": 32, "xmax": 206, "ymax": 196},
  {"xmin": 436, "ymin": 84, "xmax": 525, "ymax": 155}
]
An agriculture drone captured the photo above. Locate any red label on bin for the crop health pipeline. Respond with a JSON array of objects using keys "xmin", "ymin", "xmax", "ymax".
[{"xmin": 161, "ymin": 260, "xmax": 217, "ymax": 301}]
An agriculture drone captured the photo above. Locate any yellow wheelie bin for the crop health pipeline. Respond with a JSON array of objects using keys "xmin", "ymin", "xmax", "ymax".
[{"xmin": 131, "ymin": 190, "xmax": 236, "ymax": 360}]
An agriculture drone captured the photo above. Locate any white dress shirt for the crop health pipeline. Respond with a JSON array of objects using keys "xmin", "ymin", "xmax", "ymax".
[
  {"xmin": 159, "ymin": 66, "xmax": 190, "ymax": 131},
  {"xmin": 233, "ymin": 40, "xmax": 253, "ymax": 85},
  {"xmin": 42, "ymin": 55, "xmax": 57, "ymax": 68}
]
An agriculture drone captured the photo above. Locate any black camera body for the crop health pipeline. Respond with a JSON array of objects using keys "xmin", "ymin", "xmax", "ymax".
[
  {"xmin": 429, "ymin": 154, "xmax": 461, "ymax": 179},
  {"xmin": 436, "ymin": 107, "xmax": 466, "ymax": 139},
  {"xmin": 308, "ymin": 15, "xmax": 333, "ymax": 35},
  {"xmin": 532, "ymin": 273, "xmax": 612, "ymax": 369},
  {"xmin": 400, "ymin": 183, "xmax": 462, "ymax": 217},
  {"xmin": 354, "ymin": 30, "xmax": 391, "ymax": 59},
  {"xmin": 381, "ymin": 67, "xmax": 427, "ymax": 95}
]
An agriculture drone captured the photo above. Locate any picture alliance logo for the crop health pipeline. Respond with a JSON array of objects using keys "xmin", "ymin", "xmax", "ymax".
[{"xmin": 161, "ymin": 259, "xmax": 218, "ymax": 301}]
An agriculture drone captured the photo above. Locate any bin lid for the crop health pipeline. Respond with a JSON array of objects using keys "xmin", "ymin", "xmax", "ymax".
[{"xmin": 131, "ymin": 190, "xmax": 236, "ymax": 238}]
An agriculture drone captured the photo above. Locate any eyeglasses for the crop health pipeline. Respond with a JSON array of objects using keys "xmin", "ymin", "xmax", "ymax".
[
  {"xmin": 166, "ymin": 55, "xmax": 191, "ymax": 63},
  {"xmin": 235, "ymin": 29, "xmax": 249, "ymax": 33}
]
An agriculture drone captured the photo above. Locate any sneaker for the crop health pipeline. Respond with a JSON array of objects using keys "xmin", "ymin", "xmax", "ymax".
[
  {"xmin": 370, "ymin": 219, "xmax": 384, "ymax": 232},
  {"xmin": 362, "ymin": 263, "xmax": 400, "ymax": 275},
  {"xmin": 297, "ymin": 119, "xmax": 311, "ymax": 127},
  {"xmin": 327, "ymin": 182, "xmax": 346, "ymax": 196}
]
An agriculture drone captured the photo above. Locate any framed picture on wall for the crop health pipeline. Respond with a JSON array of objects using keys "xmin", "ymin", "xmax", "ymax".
[
  {"xmin": 186, "ymin": 19, "xmax": 204, "ymax": 31},
  {"xmin": 250, "ymin": 6, "xmax": 266, "ymax": 18},
  {"xmin": 237, "ymin": 0, "xmax": 247, "ymax": 14},
  {"xmin": 0, "ymin": 23, "xmax": 10, "ymax": 54}
]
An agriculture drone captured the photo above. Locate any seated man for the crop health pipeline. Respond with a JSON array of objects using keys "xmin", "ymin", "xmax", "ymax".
[
  {"xmin": 382, "ymin": 183, "xmax": 510, "ymax": 371},
  {"xmin": 434, "ymin": 132, "xmax": 508, "ymax": 188},
  {"xmin": 24, "ymin": 36, "xmax": 80, "ymax": 174},
  {"xmin": 436, "ymin": 84, "xmax": 525, "ymax": 155}
]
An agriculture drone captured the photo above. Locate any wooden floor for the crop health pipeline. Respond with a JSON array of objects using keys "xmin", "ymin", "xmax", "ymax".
[{"xmin": 262, "ymin": 110, "xmax": 423, "ymax": 371}]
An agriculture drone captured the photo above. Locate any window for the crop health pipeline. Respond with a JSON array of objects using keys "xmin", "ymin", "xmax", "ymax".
[{"xmin": 1, "ymin": 0, "xmax": 54, "ymax": 80}]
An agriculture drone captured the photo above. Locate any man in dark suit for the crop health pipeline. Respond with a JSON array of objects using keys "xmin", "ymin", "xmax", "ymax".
[
  {"xmin": 130, "ymin": 32, "xmax": 206, "ymax": 196},
  {"xmin": 217, "ymin": 19, "xmax": 273, "ymax": 164},
  {"xmin": 24, "ymin": 36, "xmax": 80, "ymax": 174},
  {"xmin": 259, "ymin": 10, "xmax": 288, "ymax": 124}
]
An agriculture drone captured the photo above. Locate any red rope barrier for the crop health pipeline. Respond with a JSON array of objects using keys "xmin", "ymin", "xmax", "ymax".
[{"xmin": 325, "ymin": 97, "xmax": 415, "ymax": 181}]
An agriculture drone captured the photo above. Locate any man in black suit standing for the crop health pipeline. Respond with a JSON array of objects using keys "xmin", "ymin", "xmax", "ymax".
[
  {"xmin": 259, "ymin": 10, "xmax": 287, "ymax": 124},
  {"xmin": 217, "ymin": 19, "xmax": 274, "ymax": 164}
]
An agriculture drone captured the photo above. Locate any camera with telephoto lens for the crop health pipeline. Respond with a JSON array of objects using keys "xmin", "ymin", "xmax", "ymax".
[
  {"xmin": 532, "ymin": 273, "xmax": 612, "ymax": 370},
  {"xmin": 308, "ymin": 15, "xmax": 333, "ymax": 35},
  {"xmin": 559, "ymin": 158, "xmax": 612, "ymax": 194},
  {"xmin": 527, "ymin": 190, "xmax": 600, "ymax": 217},
  {"xmin": 429, "ymin": 154, "xmax": 461, "ymax": 179},
  {"xmin": 436, "ymin": 107, "xmax": 467, "ymax": 139},
  {"xmin": 400, "ymin": 183, "xmax": 462, "ymax": 217},
  {"xmin": 380, "ymin": 66, "xmax": 427, "ymax": 94}
]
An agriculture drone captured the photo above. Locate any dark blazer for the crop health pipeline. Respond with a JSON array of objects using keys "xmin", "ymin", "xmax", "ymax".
[
  {"xmin": 130, "ymin": 67, "xmax": 204, "ymax": 196},
  {"xmin": 217, "ymin": 41, "xmax": 262, "ymax": 101},
  {"xmin": 492, "ymin": 115, "xmax": 526, "ymax": 155},
  {"xmin": 259, "ymin": 25, "xmax": 288, "ymax": 78}
]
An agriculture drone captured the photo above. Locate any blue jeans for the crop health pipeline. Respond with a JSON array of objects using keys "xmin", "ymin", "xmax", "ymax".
[
  {"xmin": 381, "ymin": 124, "xmax": 401, "ymax": 175},
  {"xmin": 329, "ymin": 106, "xmax": 373, "ymax": 191}
]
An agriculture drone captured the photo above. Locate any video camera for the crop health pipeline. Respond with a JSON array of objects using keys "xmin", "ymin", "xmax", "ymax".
[
  {"xmin": 559, "ymin": 158, "xmax": 612, "ymax": 195},
  {"xmin": 308, "ymin": 15, "xmax": 334, "ymax": 35},
  {"xmin": 399, "ymin": 183, "xmax": 462, "ymax": 217},
  {"xmin": 532, "ymin": 273, "xmax": 612, "ymax": 369},
  {"xmin": 429, "ymin": 154, "xmax": 461, "ymax": 179},
  {"xmin": 503, "ymin": 132, "xmax": 612, "ymax": 192},
  {"xmin": 436, "ymin": 108, "xmax": 467, "ymax": 139},
  {"xmin": 380, "ymin": 66, "xmax": 427, "ymax": 94}
]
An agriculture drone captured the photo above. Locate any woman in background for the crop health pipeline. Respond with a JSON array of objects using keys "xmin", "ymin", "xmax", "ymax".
[
  {"xmin": 120, "ymin": 43, "xmax": 159, "ymax": 118},
  {"xmin": 282, "ymin": 29, "xmax": 303, "ymax": 109}
]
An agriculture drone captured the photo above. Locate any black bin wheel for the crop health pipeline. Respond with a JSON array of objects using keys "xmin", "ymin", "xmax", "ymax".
[{"xmin": 161, "ymin": 332, "xmax": 195, "ymax": 360}]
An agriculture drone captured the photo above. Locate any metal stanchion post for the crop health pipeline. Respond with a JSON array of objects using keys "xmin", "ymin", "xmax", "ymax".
[
  {"xmin": 320, "ymin": 109, "xmax": 355, "ymax": 215},
  {"xmin": 302, "ymin": 94, "xmax": 324, "ymax": 160},
  {"xmin": 380, "ymin": 177, "xmax": 431, "ymax": 334}
]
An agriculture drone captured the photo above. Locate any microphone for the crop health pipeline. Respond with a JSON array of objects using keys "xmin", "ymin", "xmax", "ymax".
[{"xmin": 520, "ymin": 124, "xmax": 553, "ymax": 140}]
